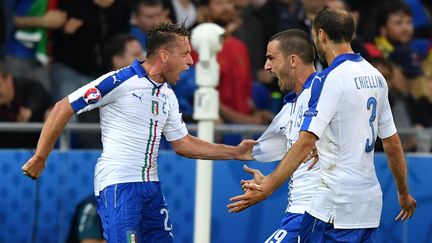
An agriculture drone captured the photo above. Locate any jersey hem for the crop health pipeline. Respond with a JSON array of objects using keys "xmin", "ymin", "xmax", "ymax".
[
  {"xmin": 306, "ymin": 209, "xmax": 380, "ymax": 229},
  {"xmin": 94, "ymin": 176, "xmax": 160, "ymax": 196}
]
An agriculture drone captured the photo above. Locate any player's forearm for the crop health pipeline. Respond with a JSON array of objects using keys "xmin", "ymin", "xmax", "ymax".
[
  {"xmin": 382, "ymin": 133, "xmax": 409, "ymax": 195},
  {"xmin": 269, "ymin": 131, "xmax": 317, "ymax": 191},
  {"xmin": 34, "ymin": 98, "xmax": 74, "ymax": 159},
  {"xmin": 172, "ymin": 135, "xmax": 238, "ymax": 160}
]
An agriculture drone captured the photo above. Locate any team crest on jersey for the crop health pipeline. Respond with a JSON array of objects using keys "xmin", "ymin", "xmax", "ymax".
[
  {"xmin": 151, "ymin": 100, "xmax": 159, "ymax": 116},
  {"xmin": 83, "ymin": 87, "xmax": 101, "ymax": 104}
]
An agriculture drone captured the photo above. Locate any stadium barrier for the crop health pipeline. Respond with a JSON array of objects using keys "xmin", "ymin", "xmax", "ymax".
[{"xmin": 0, "ymin": 122, "xmax": 431, "ymax": 151}]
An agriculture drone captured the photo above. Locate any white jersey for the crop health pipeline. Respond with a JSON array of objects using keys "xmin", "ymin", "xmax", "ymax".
[
  {"xmin": 253, "ymin": 73, "xmax": 320, "ymax": 214},
  {"xmin": 68, "ymin": 60, "xmax": 188, "ymax": 195},
  {"xmin": 300, "ymin": 54, "xmax": 397, "ymax": 229}
]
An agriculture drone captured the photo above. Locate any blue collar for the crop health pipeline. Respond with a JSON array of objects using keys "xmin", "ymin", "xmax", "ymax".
[
  {"xmin": 303, "ymin": 71, "xmax": 317, "ymax": 89},
  {"xmin": 284, "ymin": 92, "xmax": 297, "ymax": 104},
  {"xmin": 132, "ymin": 59, "xmax": 148, "ymax": 78},
  {"xmin": 329, "ymin": 53, "xmax": 363, "ymax": 69},
  {"xmin": 283, "ymin": 71, "xmax": 317, "ymax": 104},
  {"xmin": 131, "ymin": 59, "xmax": 165, "ymax": 88}
]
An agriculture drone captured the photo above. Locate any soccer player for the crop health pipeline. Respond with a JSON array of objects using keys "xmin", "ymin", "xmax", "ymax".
[
  {"xmin": 249, "ymin": 29, "xmax": 320, "ymax": 242},
  {"xmin": 21, "ymin": 22, "xmax": 256, "ymax": 243},
  {"xmin": 228, "ymin": 8, "xmax": 416, "ymax": 242}
]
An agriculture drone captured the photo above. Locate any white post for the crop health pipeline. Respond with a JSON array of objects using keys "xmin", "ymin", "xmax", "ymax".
[
  {"xmin": 191, "ymin": 23, "xmax": 225, "ymax": 243},
  {"xmin": 194, "ymin": 121, "xmax": 214, "ymax": 243}
]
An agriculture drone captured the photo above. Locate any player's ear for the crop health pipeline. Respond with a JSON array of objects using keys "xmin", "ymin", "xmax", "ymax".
[
  {"xmin": 289, "ymin": 55, "xmax": 296, "ymax": 68},
  {"xmin": 318, "ymin": 29, "xmax": 326, "ymax": 43},
  {"xmin": 159, "ymin": 49, "xmax": 168, "ymax": 64}
]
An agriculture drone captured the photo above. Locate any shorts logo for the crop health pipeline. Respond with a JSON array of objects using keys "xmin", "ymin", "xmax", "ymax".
[
  {"xmin": 83, "ymin": 87, "xmax": 101, "ymax": 104},
  {"xmin": 127, "ymin": 231, "xmax": 137, "ymax": 243},
  {"xmin": 152, "ymin": 100, "xmax": 159, "ymax": 116},
  {"xmin": 304, "ymin": 110, "xmax": 318, "ymax": 117}
]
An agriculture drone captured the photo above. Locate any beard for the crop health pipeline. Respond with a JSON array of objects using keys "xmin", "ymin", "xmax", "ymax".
[
  {"xmin": 316, "ymin": 43, "xmax": 327, "ymax": 65},
  {"xmin": 278, "ymin": 78, "xmax": 287, "ymax": 92},
  {"xmin": 278, "ymin": 77, "xmax": 294, "ymax": 93}
]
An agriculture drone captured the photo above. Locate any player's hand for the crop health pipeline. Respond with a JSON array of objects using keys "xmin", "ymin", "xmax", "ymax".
[
  {"xmin": 228, "ymin": 175, "xmax": 274, "ymax": 213},
  {"xmin": 21, "ymin": 155, "xmax": 46, "ymax": 180},
  {"xmin": 235, "ymin": 139, "xmax": 257, "ymax": 161},
  {"xmin": 395, "ymin": 192, "xmax": 416, "ymax": 221},
  {"xmin": 305, "ymin": 146, "xmax": 319, "ymax": 170},
  {"xmin": 228, "ymin": 165, "xmax": 274, "ymax": 213},
  {"xmin": 240, "ymin": 165, "xmax": 264, "ymax": 191}
]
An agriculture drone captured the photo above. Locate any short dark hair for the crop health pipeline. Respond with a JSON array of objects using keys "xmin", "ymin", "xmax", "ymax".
[
  {"xmin": 269, "ymin": 29, "xmax": 315, "ymax": 64},
  {"xmin": 133, "ymin": 0, "xmax": 163, "ymax": 15},
  {"xmin": 102, "ymin": 34, "xmax": 137, "ymax": 71},
  {"xmin": 313, "ymin": 8, "xmax": 354, "ymax": 43},
  {"xmin": 376, "ymin": 1, "xmax": 412, "ymax": 28},
  {"xmin": 146, "ymin": 22, "xmax": 190, "ymax": 57}
]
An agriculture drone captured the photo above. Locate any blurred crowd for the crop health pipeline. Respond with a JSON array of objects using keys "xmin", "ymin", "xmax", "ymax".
[{"xmin": 0, "ymin": 0, "xmax": 431, "ymax": 152}]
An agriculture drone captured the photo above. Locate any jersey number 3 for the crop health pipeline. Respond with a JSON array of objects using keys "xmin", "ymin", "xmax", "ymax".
[{"xmin": 365, "ymin": 97, "xmax": 377, "ymax": 153}]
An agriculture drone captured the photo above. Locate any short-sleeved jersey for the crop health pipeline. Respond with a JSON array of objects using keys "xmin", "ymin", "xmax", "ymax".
[
  {"xmin": 300, "ymin": 53, "xmax": 397, "ymax": 229},
  {"xmin": 68, "ymin": 60, "xmax": 188, "ymax": 195},
  {"xmin": 253, "ymin": 73, "xmax": 320, "ymax": 214}
]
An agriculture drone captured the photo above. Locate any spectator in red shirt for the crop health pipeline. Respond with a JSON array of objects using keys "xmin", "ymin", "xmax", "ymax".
[{"xmin": 200, "ymin": 0, "xmax": 273, "ymax": 125}]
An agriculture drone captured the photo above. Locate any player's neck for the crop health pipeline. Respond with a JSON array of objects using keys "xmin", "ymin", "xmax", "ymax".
[
  {"xmin": 294, "ymin": 65, "xmax": 316, "ymax": 94},
  {"xmin": 325, "ymin": 42, "xmax": 354, "ymax": 65},
  {"xmin": 142, "ymin": 60, "xmax": 165, "ymax": 83}
]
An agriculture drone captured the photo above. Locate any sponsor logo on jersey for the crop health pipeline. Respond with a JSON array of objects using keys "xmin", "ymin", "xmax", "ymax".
[
  {"xmin": 83, "ymin": 87, "xmax": 101, "ymax": 104},
  {"xmin": 152, "ymin": 100, "xmax": 159, "ymax": 116},
  {"xmin": 315, "ymin": 75, "xmax": 324, "ymax": 83},
  {"xmin": 304, "ymin": 110, "xmax": 318, "ymax": 117},
  {"xmin": 112, "ymin": 75, "xmax": 120, "ymax": 84},
  {"xmin": 132, "ymin": 93, "xmax": 144, "ymax": 102}
]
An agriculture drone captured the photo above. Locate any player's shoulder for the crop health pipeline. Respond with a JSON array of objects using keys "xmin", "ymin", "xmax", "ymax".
[
  {"xmin": 93, "ymin": 66, "xmax": 138, "ymax": 88},
  {"xmin": 305, "ymin": 71, "xmax": 329, "ymax": 95}
]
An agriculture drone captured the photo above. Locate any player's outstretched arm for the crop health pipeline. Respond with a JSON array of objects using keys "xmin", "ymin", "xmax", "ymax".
[
  {"xmin": 382, "ymin": 133, "xmax": 417, "ymax": 221},
  {"xmin": 170, "ymin": 134, "xmax": 256, "ymax": 161},
  {"xmin": 227, "ymin": 131, "xmax": 318, "ymax": 213},
  {"xmin": 22, "ymin": 98, "xmax": 74, "ymax": 180}
]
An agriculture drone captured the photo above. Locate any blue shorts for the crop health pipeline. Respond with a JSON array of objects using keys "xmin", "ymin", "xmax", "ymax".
[
  {"xmin": 299, "ymin": 212, "xmax": 376, "ymax": 243},
  {"xmin": 264, "ymin": 212, "xmax": 303, "ymax": 243},
  {"xmin": 95, "ymin": 182, "xmax": 173, "ymax": 243}
]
